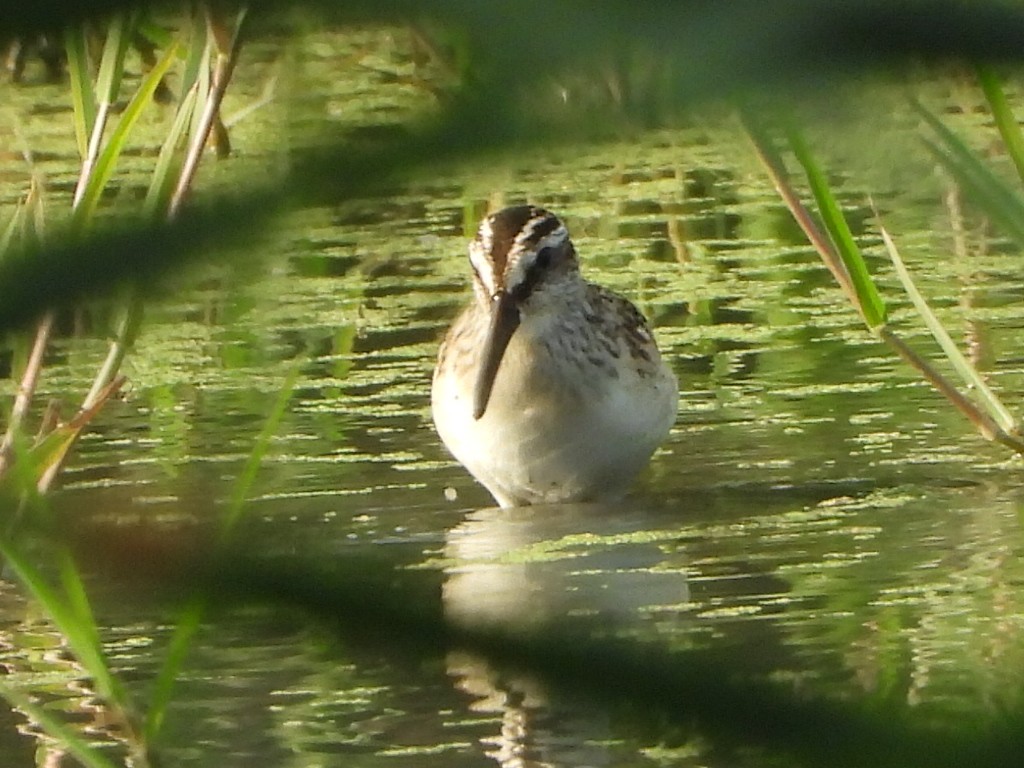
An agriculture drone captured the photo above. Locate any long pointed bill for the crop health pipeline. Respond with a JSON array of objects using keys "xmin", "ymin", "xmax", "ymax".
[{"xmin": 473, "ymin": 292, "xmax": 520, "ymax": 420}]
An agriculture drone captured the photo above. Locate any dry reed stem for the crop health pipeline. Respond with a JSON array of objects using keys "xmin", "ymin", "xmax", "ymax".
[
  {"xmin": 37, "ymin": 375, "xmax": 127, "ymax": 493},
  {"xmin": 743, "ymin": 123, "xmax": 862, "ymax": 316},
  {"xmin": 878, "ymin": 327, "xmax": 1024, "ymax": 454},
  {"xmin": 0, "ymin": 311, "xmax": 54, "ymax": 478},
  {"xmin": 168, "ymin": 9, "xmax": 245, "ymax": 219},
  {"xmin": 744, "ymin": 119, "xmax": 1024, "ymax": 456}
]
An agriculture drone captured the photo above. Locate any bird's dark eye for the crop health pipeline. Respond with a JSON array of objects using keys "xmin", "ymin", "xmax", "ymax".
[{"xmin": 535, "ymin": 247, "xmax": 554, "ymax": 270}]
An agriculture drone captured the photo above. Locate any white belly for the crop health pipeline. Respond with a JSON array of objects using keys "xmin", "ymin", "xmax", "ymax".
[{"xmin": 432, "ymin": 332, "xmax": 677, "ymax": 507}]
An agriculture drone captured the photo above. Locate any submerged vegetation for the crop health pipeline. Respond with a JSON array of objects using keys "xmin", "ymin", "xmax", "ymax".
[{"xmin": 3, "ymin": 2, "xmax": 1024, "ymax": 766}]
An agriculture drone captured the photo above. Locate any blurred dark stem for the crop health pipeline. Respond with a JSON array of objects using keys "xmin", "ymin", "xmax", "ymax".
[
  {"xmin": 6, "ymin": 1, "xmax": 1024, "ymax": 336},
  {"xmin": 162, "ymin": 550, "xmax": 1024, "ymax": 768},
  {"xmin": 75, "ymin": 517, "xmax": 1016, "ymax": 767},
  {"xmin": 7, "ymin": 0, "xmax": 1024, "ymax": 66},
  {"xmin": 0, "ymin": 84, "xmax": 515, "ymax": 334}
]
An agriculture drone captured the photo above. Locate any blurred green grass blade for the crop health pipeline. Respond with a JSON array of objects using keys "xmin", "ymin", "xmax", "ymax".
[
  {"xmin": 1, "ymin": 204, "xmax": 23, "ymax": 253},
  {"xmin": 0, "ymin": 541, "xmax": 113, "ymax": 695},
  {"xmin": 143, "ymin": 597, "xmax": 203, "ymax": 743},
  {"xmin": 0, "ymin": 437, "xmax": 49, "ymax": 528},
  {"xmin": 64, "ymin": 27, "xmax": 96, "ymax": 161},
  {"xmin": 73, "ymin": 40, "xmax": 181, "ymax": 228},
  {"xmin": 76, "ymin": 10, "xmax": 139, "ymax": 203},
  {"xmin": 82, "ymin": 297, "xmax": 143, "ymax": 410},
  {"xmin": 95, "ymin": 10, "xmax": 138, "ymax": 108},
  {"xmin": 785, "ymin": 124, "xmax": 887, "ymax": 328},
  {"xmin": 181, "ymin": 13, "xmax": 209, "ymax": 97},
  {"xmin": 923, "ymin": 137, "xmax": 1024, "ymax": 244},
  {"xmin": 2, "ymin": 179, "xmax": 44, "ymax": 255},
  {"xmin": 148, "ymin": 363, "xmax": 299, "ymax": 742},
  {"xmin": 137, "ymin": 17, "xmax": 174, "ymax": 50},
  {"xmin": 144, "ymin": 83, "xmax": 199, "ymax": 217},
  {"xmin": 976, "ymin": 65, "xmax": 1024, "ymax": 184},
  {"xmin": 0, "ymin": 684, "xmax": 119, "ymax": 768},
  {"xmin": 878, "ymin": 218, "xmax": 1018, "ymax": 434},
  {"xmin": 19, "ymin": 178, "xmax": 46, "ymax": 253},
  {"xmin": 58, "ymin": 550, "xmax": 105, "ymax": 662},
  {"xmin": 914, "ymin": 100, "xmax": 1024, "ymax": 246},
  {"xmin": 222, "ymin": 362, "xmax": 301, "ymax": 538},
  {"xmin": 27, "ymin": 423, "xmax": 81, "ymax": 480},
  {"xmin": 54, "ymin": 549, "xmax": 135, "ymax": 718},
  {"xmin": 189, "ymin": 43, "xmax": 213, "ymax": 141},
  {"xmin": 740, "ymin": 109, "xmax": 859, "ymax": 306}
]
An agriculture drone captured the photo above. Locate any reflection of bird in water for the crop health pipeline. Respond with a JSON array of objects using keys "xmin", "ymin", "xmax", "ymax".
[
  {"xmin": 442, "ymin": 503, "xmax": 691, "ymax": 766},
  {"xmin": 443, "ymin": 504, "xmax": 690, "ymax": 628},
  {"xmin": 448, "ymin": 649, "xmax": 616, "ymax": 768},
  {"xmin": 432, "ymin": 205, "xmax": 677, "ymax": 507}
]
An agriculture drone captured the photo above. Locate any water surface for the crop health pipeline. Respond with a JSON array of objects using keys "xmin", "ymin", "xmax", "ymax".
[{"xmin": 2, "ymin": 26, "xmax": 1024, "ymax": 768}]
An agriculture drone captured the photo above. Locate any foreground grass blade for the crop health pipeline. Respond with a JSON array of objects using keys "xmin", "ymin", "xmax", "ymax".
[
  {"xmin": 976, "ymin": 65, "xmax": 1024, "ymax": 184},
  {"xmin": 877, "ymin": 214, "xmax": 1020, "ymax": 439},
  {"xmin": 58, "ymin": 550, "xmax": 106, "ymax": 662},
  {"xmin": 145, "ymin": 364, "xmax": 300, "ymax": 744},
  {"xmin": 0, "ymin": 684, "xmax": 119, "ymax": 768},
  {"xmin": 73, "ymin": 40, "xmax": 181, "ymax": 228},
  {"xmin": 914, "ymin": 100, "xmax": 1024, "ymax": 247},
  {"xmin": 95, "ymin": 11, "xmax": 137, "ymax": 111},
  {"xmin": 64, "ymin": 27, "xmax": 96, "ymax": 161},
  {"xmin": 180, "ymin": 11, "xmax": 209, "ymax": 97},
  {"xmin": 79, "ymin": 293, "xmax": 143, "ymax": 414},
  {"xmin": 223, "ymin": 361, "xmax": 300, "ymax": 538},
  {"xmin": 0, "ymin": 540, "xmax": 132, "ymax": 717},
  {"xmin": 143, "ymin": 598, "xmax": 203, "ymax": 743},
  {"xmin": 1, "ymin": 203, "xmax": 23, "ymax": 253},
  {"xmin": 1, "ymin": 176, "xmax": 44, "ymax": 257},
  {"xmin": 73, "ymin": 11, "xmax": 139, "ymax": 206},
  {"xmin": 742, "ymin": 112, "xmax": 863, "ymax": 313},
  {"xmin": 171, "ymin": 8, "xmax": 247, "ymax": 216},
  {"xmin": 144, "ymin": 83, "xmax": 199, "ymax": 216},
  {"xmin": 784, "ymin": 123, "xmax": 887, "ymax": 329}
]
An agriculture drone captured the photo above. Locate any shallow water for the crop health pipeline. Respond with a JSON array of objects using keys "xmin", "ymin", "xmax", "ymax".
[{"xmin": 3, "ymin": 26, "xmax": 1024, "ymax": 768}]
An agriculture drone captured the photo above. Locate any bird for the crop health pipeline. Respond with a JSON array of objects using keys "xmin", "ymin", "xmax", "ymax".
[{"xmin": 431, "ymin": 205, "xmax": 678, "ymax": 508}]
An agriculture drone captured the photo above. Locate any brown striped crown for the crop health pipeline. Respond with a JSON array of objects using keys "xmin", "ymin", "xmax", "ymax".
[{"xmin": 468, "ymin": 205, "xmax": 577, "ymax": 302}]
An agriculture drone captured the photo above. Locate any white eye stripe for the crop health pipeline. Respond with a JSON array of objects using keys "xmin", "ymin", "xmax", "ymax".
[
  {"xmin": 514, "ymin": 215, "xmax": 565, "ymax": 251},
  {"xmin": 468, "ymin": 240, "xmax": 497, "ymax": 295},
  {"xmin": 469, "ymin": 209, "xmax": 570, "ymax": 298},
  {"xmin": 477, "ymin": 216, "xmax": 495, "ymax": 255},
  {"xmin": 529, "ymin": 225, "xmax": 567, "ymax": 254},
  {"xmin": 504, "ymin": 216, "xmax": 569, "ymax": 290}
]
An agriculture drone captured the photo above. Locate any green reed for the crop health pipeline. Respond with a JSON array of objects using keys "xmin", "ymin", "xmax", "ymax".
[
  {"xmin": 0, "ymin": 6, "xmax": 252, "ymax": 766},
  {"xmin": 144, "ymin": 360, "xmax": 300, "ymax": 746},
  {"xmin": 743, "ymin": 85, "xmax": 1024, "ymax": 455}
]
